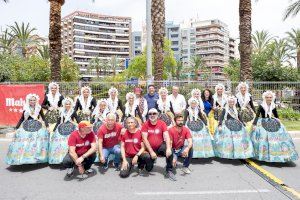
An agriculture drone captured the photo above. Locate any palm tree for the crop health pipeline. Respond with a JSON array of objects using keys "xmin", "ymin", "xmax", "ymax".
[
  {"xmin": 0, "ymin": 29, "xmax": 14, "ymax": 54},
  {"xmin": 88, "ymin": 57, "xmax": 103, "ymax": 77},
  {"xmin": 284, "ymin": 0, "xmax": 300, "ymax": 20},
  {"xmin": 239, "ymin": 0, "xmax": 253, "ymax": 82},
  {"xmin": 190, "ymin": 56, "xmax": 205, "ymax": 81},
  {"xmin": 252, "ymin": 30, "xmax": 274, "ymax": 53},
  {"xmin": 9, "ymin": 22, "xmax": 40, "ymax": 58},
  {"xmin": 109, "ymin": 56, "xmax": 121, "ymax": 76},
  {"xmin": 38, "ymin": 45, "xmax": 50, "ymax": 60},
  {"xmin": 151, "ymin": 0, "xmax": 165, "ymax": 81},
  {"xmin": 286, "ymin": 28, "xmax": 300, "ymax": 73},
  {"xmin": 272, "ymin": 39, "xmax": 293, "ymax": 65},
  {"xmin": 48, "ymin": 0, "xmax": 65, "ymax": 81}
]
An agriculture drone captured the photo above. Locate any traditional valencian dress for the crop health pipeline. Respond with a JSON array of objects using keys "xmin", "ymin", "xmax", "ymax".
[
  {"xmin": 236, "ymin": 83, "xmax": 256, "ymax": 132},
  {"xmin": 74, "ymin": 87, "xmax": 97, "ymax": 122},
  {"xmin": 6, "ymin": 94, "xmax": 50, "ymax": 165},
  {"xmin": 48, "ymin": 98, "xmax": 79, "ymax": 164},
  {"xmin": 184, "ymin": 102, "xmax": 214, "ymax": 158},
  {"xmin": 107, "ymin": 87, "xmax": 124, "ymax": 123},
  {"xmin": 42, "ymin": 82, "xmax": 64, "ymax": 126},
  {"xmin": 156, "ymin": 97, "xmax": 175, "ymax": 128},
  {"xmin": 91, "ymin": 99, "xmax": 110, "ymax": 134},
  {"xmin": 214, "ymin": 101, "xmax": 254, "ymax": 159},
  {"xmin": 251, "ymin": 93, "xmax": 298, "ymax": 162}
]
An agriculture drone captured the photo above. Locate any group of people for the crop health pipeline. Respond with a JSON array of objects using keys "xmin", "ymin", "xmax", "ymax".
[{"xmin": 5, "ymin": 82, "xmax": 299, "ymax": 181}]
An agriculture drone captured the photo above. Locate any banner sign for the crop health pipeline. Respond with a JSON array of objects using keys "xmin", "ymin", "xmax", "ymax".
[{"xmin": 0, "ymin": 84, "xmax": 45, "ymax": 126}]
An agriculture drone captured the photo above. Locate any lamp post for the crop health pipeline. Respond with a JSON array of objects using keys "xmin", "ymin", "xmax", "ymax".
[{"xmin": 146, "ymin": 0, "xmax": 152, "ymax": 85}]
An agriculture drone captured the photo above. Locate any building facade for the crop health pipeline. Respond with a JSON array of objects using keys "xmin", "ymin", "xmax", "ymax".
[
  {"xmin": 131, "ymin": 31, "xmax": 142, "ymax": 57},
  {"xmin": 61, "ymin": 11, "xmax": 132, "ymax": 77}
]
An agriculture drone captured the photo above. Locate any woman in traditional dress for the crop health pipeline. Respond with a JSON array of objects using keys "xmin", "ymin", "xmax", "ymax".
[
  {"xmin": 6, "ymin": 94, "xmax": 50, "ymax": 165},
  {"xmin": 155, "ymin": 87, "xmax": 175, "ymax": 127},
  {"xmin": 91, "ymin": 99, "xmax": 109, "ymax": 133},
  {"xmin": 251, "ymin": 91, "xmax": 298, "ymax": 162},
  {"xmin": 236, "ymin": 82, "xmax": 256, "ymax": 132},
  {"xmin": 107, "ymin": 87, "xmax": 124, "ymax": 123},
  {"xmin": 214, "ymin": 96, "xmax": 254, "ymax": 159},
  {"xmin": 74, "ymin": 86, "xmax": 97, "ymax": 122},
  {"xmin": 48, "ymin": 97, "xmax": 79, "ymax": 164},
  {"xmin": 122, "ymin": 92, "xmax": 144, "ymax": 127},
  {"xmin": 134, "ymin": 87, "xmax": 148, "ymax": 122},
  {"xmin": 42, "ymin": 82, "xmax": 64, "ymax": 127},
  {"xmin": 190, "ymin": 88, "xmax": 205, "ymax": 111},
  {"xmin": 201, "ymin": 89, "xmax": 215, "ymax": 135},
  {"xmin": 184, "ymin": 98, "xmax": 214, "ymax": 158}
]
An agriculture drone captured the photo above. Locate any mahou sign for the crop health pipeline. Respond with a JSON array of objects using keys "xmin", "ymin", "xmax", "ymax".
[{"xmin": 0, "ymin": 84, "xmax": 45, "ymax": 126}]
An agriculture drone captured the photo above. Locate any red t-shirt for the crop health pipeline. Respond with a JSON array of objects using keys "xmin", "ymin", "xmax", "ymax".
[
  {"xmin": 141, "ymin": 120, "xmax": 167, "ymax": 151},
  {"xmin": 68, "ymin": 130, "xmax": 96, "ymax": 156},
  {"xmin": 168, "ymin": 126, "xmax": 192, "ymax": 150},
  {"xmin": 97, "ymin": 123, "xmax": 122, "ymax": 148},
  {"xmin": 120, "ymin": 129, "xmax": 143, "ymax": 158}
]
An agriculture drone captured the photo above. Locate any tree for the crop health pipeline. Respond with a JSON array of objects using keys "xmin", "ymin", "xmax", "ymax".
[
  {"xmin": 9, "ymin": 22, "xmax": 40, "ymax": 58},
  {"xmin": 61, "ymin": 55, "xmax": 79, "ymax": 81},
  {"xmin": 0, "ymin": 29, "xmax": 14, "ymax": 54},
  {"xmin": 252, "ymin": 30, "xmax": 274, "ymax": 53},
  {"xmin": 37, "ymin": 45, "xmax": 50, "ymax": 60},
  {"xmin": 284, "ymin": 0, "xmax": 300, "ymax": 20},
  {"xmin": 108, "ymin": 56, "xmax": 122, "ymax": 76},
  {"xmin": 286, "ymin": 28, "xmax": 300, "ymax": 73},
  {"xmin": 270, "ymin": 39, "xmax": 293, "ymax": 66},
  {"xmin": 88, "ymin": 57, "xmax": 102, "ymax": 77},
  {"xmin": 151, "ymin": 0, "xmax": 165, "ymax": 81},
  {"xmin": 239, "ymin": 0, "xmax": 253, "ymax": 82},
  {"xmin": 48, "ymin": 0, "xmax": 65, "ymax": 81}
]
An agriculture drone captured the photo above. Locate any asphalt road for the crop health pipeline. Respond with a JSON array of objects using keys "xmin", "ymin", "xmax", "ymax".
[{"xmin": 0, "ymin": 138, "xmax": 299, "ymax": 200}]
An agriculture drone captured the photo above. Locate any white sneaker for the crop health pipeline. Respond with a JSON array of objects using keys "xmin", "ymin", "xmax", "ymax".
[
  {"xmin": 182, "ymin": 167, "xmax": 191, "ymax": 174},
  {"xmin": 85, "ymin": 168, "xmax": 93, "ymax": 174}
]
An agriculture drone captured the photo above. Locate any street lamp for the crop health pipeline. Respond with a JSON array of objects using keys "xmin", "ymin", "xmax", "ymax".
[{"xmin": 146, "ymin": 0, "xmax": 152, "ymax": 85}]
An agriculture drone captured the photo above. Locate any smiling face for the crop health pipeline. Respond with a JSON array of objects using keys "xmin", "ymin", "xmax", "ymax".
[
  {"xmin": 65, "ymin": 101, "xmax": 71, "ymax": 111},
  {"xmin": 217, "ymin": 87, "xmax": 223, "ymax": 96},
  {"xmin": 160, "ymin": 91, "xmax": 167, "ymax": 99},
  {"xmin": 265, "ymin": 94, "xmax": 273, "ymax": 105},
  {"xmin": 128, "ymin": 95, "xmax": 134, "ymax": 105},
  {"xmin": 110, "ymin": 90, "xmax": 117, "ymax": 99},
  {"xmin": 204, "ymin": 90, "xmax": 210, "ymax": 99},
  {"xmin": 172, "ymin": 86, "xmax": 179, "ymax": 96},
  {"xmin": 126, "ymin": 117, "xmax": 137, "ymax": 131},
  {"xmin": 193, "ymin": 91, "xmax": 200, "ymax": 99},
  {"xmin": 191, "ymin": 101, "xmax": 197, "ymax": 109},
  {"xmin": 228, "ymin": 98, "xmax": 235, "ymax": 107},
  {"xmin": 29, "ymin": 97, "xmax": 37, "ymax": 107},
  {"xmin": 99, "ymin": 101, "xmax": 107, "ymax": 110},
  {"xmin": 148, "ymin": 86, "xmax": 155, "ymax": 95},
  {"xmin": 240, "ymin": 85, "xmax": 247, "ymax": 95},
  {"xmin": 51, "ymin": 85, "xmax": 57, "ymax": 95},
  {"xmin": 83, "ymin": 89, "xmax": 90, "ymax": 98},
  {"xmin": 148, "ymin": 111, "xmax": 158, "ymax": 122}
]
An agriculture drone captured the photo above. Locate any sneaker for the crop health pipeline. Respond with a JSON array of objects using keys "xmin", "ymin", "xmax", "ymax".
[
  {"xmin": 181, "ymin": 167, "xmax": 191, "ymax": 174},
  {"xmin": 85, "ymin": 168, "xmax": 93, "ymax": 174},
  {"xmin": 66, "ymin": 167, "xmax": 74, "ymax": 177},
  {"xmin": 166, "ymin": 171, "xmax": 177, "ymax": 181},
  {"xmin": 103, "ymin": 162, "xmax": 109, "ymax": 170},
  {"xmin": 114, "ymin": 163, "xmax": 120, "ymax": 171}
]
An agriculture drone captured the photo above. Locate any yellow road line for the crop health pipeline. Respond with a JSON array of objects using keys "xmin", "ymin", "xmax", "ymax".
[{"xmin": 245, "ymin": 159, "xmax": 300, "ymax": 199}]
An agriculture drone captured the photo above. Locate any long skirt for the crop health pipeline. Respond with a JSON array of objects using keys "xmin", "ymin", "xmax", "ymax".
[
  {"xmin": 6, "ymin": 120, "xmax": 49, "ymax": 165},
  {"xmin": 251, "ymin": 118, "xmax": 299, "ymax": 162},
  {"xmin": 214, "ymin": 119, "xmax": 254, "ymax": 159},
  {"xmin": 186, "ymin": 120, "xmax": 214, "ymax": 158},
  {"xmin": 208, "ymin": 110, "xmax": 216, "ymax": 135},
  {"xmin": 48, "ymin": 122, "xmax": 76, "ymax": 164}
]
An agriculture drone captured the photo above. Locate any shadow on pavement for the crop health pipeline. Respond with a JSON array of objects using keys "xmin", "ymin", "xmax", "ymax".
[
  {"xmin": 6, "ymin": 163, "xmax": 48, "ymax": 173},
  {"xmin": 249, "ymin": 159, "xmax": 297, "ymax": 168},
  {"xmin": 213, "ymin": 157, "xmax": 244, "ymax": 166},
  {"xmin": 64, "ymin": 168, "xmax": 97, "ymax": 182}
]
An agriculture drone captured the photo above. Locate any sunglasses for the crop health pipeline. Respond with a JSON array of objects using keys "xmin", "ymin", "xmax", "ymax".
[{"xmin": 148, "ymin": 112, "xmax": 158, "ymax": 116}]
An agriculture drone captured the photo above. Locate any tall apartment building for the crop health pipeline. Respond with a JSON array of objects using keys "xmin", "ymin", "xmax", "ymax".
[
  {"xmin": 61, "ymin": 11, "xmax": 132, "ymax": 77},
  {"xmin": 165, "ymin": 22, "xmax": 181, "ymax": 61},
  {"xmin": 131, "ymin": 31, "xmax": 142, "ymax": 57},
  {"xmin": 180, "ymin": 27, "xmax": 196, "ymax": 66}
]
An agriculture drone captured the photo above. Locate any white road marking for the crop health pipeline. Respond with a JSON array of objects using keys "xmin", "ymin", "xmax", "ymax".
[{"xmin": 135, "ymin": 189, "xmax": 271, "ymax": 196}]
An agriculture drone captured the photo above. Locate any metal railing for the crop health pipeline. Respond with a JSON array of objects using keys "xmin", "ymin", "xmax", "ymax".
[{"xmin": 1, "ymin": 81, "xmax": 299, "ymax": 110}]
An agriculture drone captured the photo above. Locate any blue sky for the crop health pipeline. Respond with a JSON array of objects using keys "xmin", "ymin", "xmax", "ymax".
[{"xmin": 0, "ymin": 0, "xmax": 299, "ymax": 38}]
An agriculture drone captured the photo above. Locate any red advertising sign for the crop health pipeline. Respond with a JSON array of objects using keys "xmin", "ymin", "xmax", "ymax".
[{"xmin": 0, "ymin": 84, "xmax": 45, "ymax": 126}]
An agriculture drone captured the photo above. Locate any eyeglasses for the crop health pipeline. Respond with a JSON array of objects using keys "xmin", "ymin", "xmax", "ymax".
[{"xmin": 148, "ymin": 112, "xmax": 157, "ymax": 116}]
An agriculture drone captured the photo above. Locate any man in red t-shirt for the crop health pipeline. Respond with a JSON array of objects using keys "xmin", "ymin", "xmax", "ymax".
[
  {"xmin": 62, "ymin": 121, "xmax": 97, "ymax": 177},
  {"xmin": 119, "ymin": 117, "xmax": 152, "ymax": 178},
  {"xmin": 97, "ymin": 113, "xmax": 122, "ymax": 170},
  {"xmin": 168, "ymin": 114, "xmax": 193, "ymax": 174},
  {"xmin": 141, "ymin": 108, "xmax": 175, "ymax": 181}
]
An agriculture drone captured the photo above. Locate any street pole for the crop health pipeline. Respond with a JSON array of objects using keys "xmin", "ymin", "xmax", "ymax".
[{"xmin": 146, "ymin": 0, "xmax": 152, "ymax": 86}]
